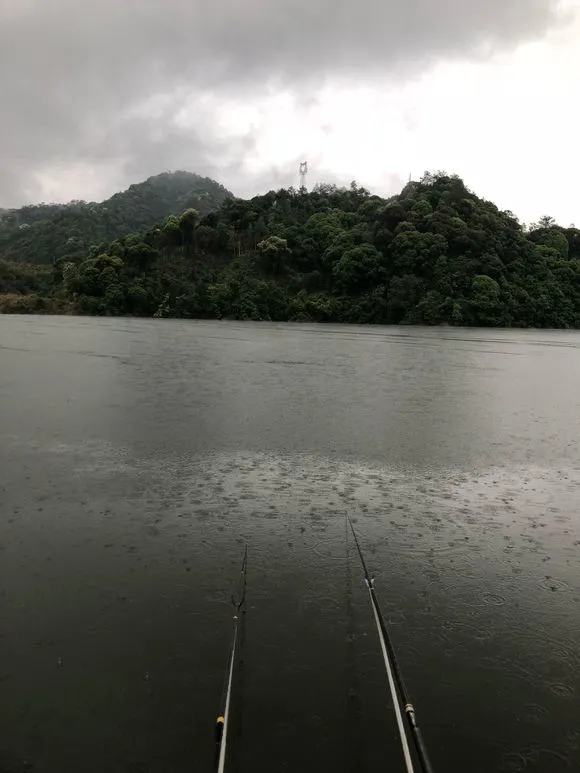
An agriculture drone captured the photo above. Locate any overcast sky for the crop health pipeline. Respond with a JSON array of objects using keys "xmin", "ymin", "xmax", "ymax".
[{"xmin": 1, "ymin": 0, "xmax": 578, "ymax": 224}]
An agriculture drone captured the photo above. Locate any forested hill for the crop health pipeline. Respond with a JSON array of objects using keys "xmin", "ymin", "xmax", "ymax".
[
  {"xmin": 43, "ymin": 172, "xmax": 579, "ymax": 327},
  {"xmin": 0, "ymin": 171, "xmax": 232, "ymax": 265}
]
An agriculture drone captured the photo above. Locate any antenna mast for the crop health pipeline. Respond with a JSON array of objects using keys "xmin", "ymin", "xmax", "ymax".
[{"xmin": 299, "ymin": 161, "xmax": 308, "ymax": 191}]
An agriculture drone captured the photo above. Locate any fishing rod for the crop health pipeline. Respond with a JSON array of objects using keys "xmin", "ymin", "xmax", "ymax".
[
  {"xmin": 347, "ymin": 516, "xmax": 434, "ymax": 773},
  {"xmin": 215, "ymin": 545, "xmax": 248, "ymax": 773}
]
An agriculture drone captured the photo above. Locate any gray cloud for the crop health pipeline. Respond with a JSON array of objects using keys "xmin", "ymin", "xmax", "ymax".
[{"xmin": 0, "ymin": 0, "xmax": 568, "ymax": 206}]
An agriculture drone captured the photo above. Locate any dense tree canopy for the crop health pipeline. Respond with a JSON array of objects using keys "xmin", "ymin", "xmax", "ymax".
[
  {"xmin": 0, "ymin": 171, "xmax": 232, "ymax": 265},
  {"xmin": 2, "ymin": 172, "xmax": 580, "ymax": 327}
]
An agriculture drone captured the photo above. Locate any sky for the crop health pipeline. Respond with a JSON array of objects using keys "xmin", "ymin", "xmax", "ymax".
[{"xmin": 1, "ymin": 0, "xmax": 579, "ymax": 225}]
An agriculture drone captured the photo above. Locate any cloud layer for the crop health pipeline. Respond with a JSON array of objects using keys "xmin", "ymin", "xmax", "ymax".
[{"xmin": 0, "ymin": 0, "xmax": 568, "ymax": 206}]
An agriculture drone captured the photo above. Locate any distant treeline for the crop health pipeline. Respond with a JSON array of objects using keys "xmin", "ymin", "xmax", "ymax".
[{"xmin": 2, "ymin": 172, "xmax": 580, "ymax": 327}]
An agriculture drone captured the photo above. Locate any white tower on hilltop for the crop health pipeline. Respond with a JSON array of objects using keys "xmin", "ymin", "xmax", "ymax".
[{"xmin": 299, "ymin": 161, "xmax": 308, "ymax": 190}]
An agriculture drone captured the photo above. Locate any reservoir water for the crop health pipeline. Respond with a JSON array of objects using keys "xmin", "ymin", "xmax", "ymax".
[{"xmin": 1, "ymin": 316, "xmax": 579, "ymax": 772}]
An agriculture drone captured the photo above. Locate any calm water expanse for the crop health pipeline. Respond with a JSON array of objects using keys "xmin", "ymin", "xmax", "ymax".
[{"xmin": 1, "ymin": 316, "xmax": 580, "ymax": 773}]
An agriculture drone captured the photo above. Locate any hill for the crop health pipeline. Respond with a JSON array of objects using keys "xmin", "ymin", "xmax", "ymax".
[
  {"xmin": 3, "ymin": 172, "xmax": 580, "ymax": 327},
  {"xmin": 0, "ymin": 171, "xmax": 232, "ymax": 265}
]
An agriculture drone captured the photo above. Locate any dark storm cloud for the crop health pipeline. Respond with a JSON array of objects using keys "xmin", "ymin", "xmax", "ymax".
[{"xmin": 0, "ymin": 0, "xmax": 568, "ymax": 205}]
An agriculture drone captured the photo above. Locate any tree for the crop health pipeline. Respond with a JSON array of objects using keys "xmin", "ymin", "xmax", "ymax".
[
  {"xmin": 538, "ymin": 215, "xmax": 556, "ymax": 229},
  {"xmin": 332, "ymin": 244, "xmax": 385, "ymax": 293},
  {"xmin": 389, "ymin": 231, "xmax": 447, "ymax": 277},
  {"xmin": 469, "ymin": 275, "xmax": 503, "ymax": 326},
  {"xmin": 257, "ymin": 236, "xmax": 291, "ymax": 275},
  {"xmin": 178, "ymin": 208, "xmax": 200, "ymax": 253}
]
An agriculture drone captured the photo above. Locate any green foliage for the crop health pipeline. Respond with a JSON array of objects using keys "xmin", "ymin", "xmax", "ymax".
[
  {"xmin": 0, "ymin": 259, "xmax": 51, "ymax": 295},
  {"xmin": 0, "ymin": 172, "xmax": 232, "ymax": 265},
  {"xmin": 333, "ymin": 244, "xmax": 385, "ymax": 292},
  {"xmin": 468, "ymin": 275, "xmax": 503, "ymax": 326},
  {"xmin": 4, "ymin": 171, "xmax": 580, "ymax": 328},
  {"xmin": 0, "ymin": 259, "xmax": 67, "ymax": 314},
  {"xmin": 257, "ymin": 236, "xmax": 291, "ymax": 275}
]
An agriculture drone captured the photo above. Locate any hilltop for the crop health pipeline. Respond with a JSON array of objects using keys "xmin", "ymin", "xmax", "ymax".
[{"xmin": 0, "ymin": 171, "xmax": 232, "ymax": 265}]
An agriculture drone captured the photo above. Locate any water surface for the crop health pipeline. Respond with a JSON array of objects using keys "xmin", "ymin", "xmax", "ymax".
[{"xmin": 1, "ymin": 316, "xmax": 580, "ymax": 772}]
